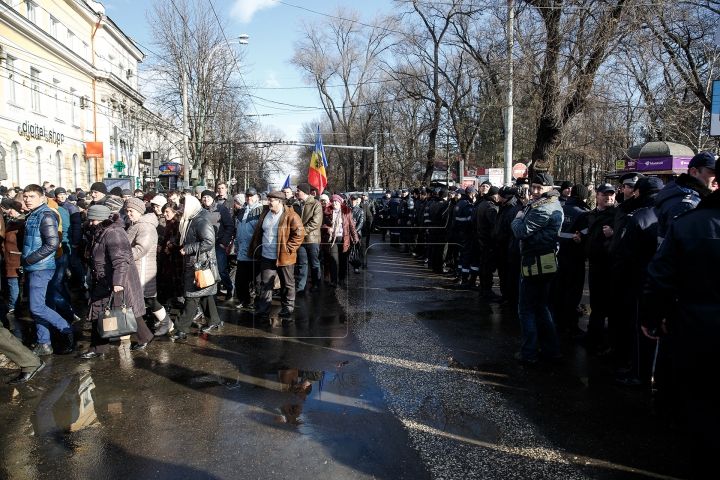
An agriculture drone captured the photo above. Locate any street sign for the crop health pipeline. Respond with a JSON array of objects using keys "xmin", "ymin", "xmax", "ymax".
[
  {"xmin": 711, "ymin": 80, "xmax": 720, "ymax": 136},
  {"xmin": 512, "ymin": 163, "xmax": 528, "ymax": 178}
]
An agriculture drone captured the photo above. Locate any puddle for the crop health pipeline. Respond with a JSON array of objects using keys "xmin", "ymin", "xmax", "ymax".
[
  {"xmin": 416, "ymin": 396, "xmax": 500, "ymax": 444},
  {"xmin": 31, "ymin": 373, "xmax": 98, "ymax": 435}
]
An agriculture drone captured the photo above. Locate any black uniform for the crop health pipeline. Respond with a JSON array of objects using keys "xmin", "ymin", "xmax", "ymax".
[
  {"xmin": 475, "ymin": 196, "xmax": 500, "ymax": 295},
  {"xmin": 492, "ymin": 196, "xmax": 518, "ymax": 303}
]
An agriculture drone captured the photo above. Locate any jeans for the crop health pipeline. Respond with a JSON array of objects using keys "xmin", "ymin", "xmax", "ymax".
[
  {"xmin": 518, "ymin": 275, "xmax": 561, "ymax": 361},
  {"xmin": 46, "ymin": 247, "xmax": 75, "ymax": 320},
  {"xmin": 215, "ymin": 245, "xmax": 234, "ymax": 293},
  {"xmin": 8, "ymin": 277, "xmax": 20, "ymax": 311},
  {"xmin": 296, "ymin": 243, "xmax": 320, "ymax": 291},
  {"xmin": 256, "ymin": 256, "xmax": 295, "ymax": 314},
  {"xmin": 28, "ymin": 269, "xmax": 74, "ymax": 345}
]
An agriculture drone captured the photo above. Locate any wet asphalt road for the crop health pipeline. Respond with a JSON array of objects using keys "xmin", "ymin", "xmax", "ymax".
[{"xmin": 0, "ymin": 237, "xmax": 688, "ymax": 479}]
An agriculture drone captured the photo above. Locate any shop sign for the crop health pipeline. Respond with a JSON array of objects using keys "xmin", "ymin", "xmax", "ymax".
[{"xmin": 17, "ymin": 121, "xmax": 65, "ymax": 146}]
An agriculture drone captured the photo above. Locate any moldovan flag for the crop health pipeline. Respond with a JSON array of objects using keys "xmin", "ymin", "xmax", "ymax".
[{"xmin": 308, "ymin": 126, "xmax": 328, "ymax": 193}]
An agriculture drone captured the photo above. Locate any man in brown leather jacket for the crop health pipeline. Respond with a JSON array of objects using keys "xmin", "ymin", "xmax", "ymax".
[{"xmin": 247, "ymin": 191, "xmax": 305, "ymax": 318}]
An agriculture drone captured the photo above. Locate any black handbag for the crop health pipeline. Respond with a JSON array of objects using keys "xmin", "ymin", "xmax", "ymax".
[
  {"xmin": 348, "ymin": 243, "xmax": 362, "ymax": 268},
  {"xmin": 97, "ymin": 291, "xmax": 138, "ymax": 339}
]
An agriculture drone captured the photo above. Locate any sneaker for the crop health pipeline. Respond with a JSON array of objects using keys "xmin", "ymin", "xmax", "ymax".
[{"xmin": 32, "ymin": 343, "xmax": 54, "ymax": 356}]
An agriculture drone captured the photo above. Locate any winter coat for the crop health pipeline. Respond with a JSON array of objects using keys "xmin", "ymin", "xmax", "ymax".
[
  {"xmin": 491, "ymin": 196, "xmax": 518, "ymax": 245},
  {"xmin": 21, "ymin": 203, "xmax": 59, "ymax": 272},
  {"xmin": 575, "ymin": 205, "xmax": 616, "ymax": 264},
  {"xmin": 299, "ymin": 196, "xmax": 323, "ymax": 244},
  {"xmin": 476, "ymin": 197, "xmax": 500, "ymax": 245},
  {"xmin": 351, "ymin": 204, "xmax": 365, "ymax": 236},
  {"xmin": 181, "ymin": 209, "xmax": 218, "ymax": 298},
  {"xmin": 126, "ymin": 213, "xmax": 159, "ymax": 298},
  {"xmin": 161, "ymin": 216, "xmax": 184, "ymax": 299},
  {"xmin": 608, "ymin": 194, "xmax": 655, "ymax": 257},
  {"xmin": 654, "ymin": 173, "xmax": 712, "ymax": 244},
  {"xmin": 57, "ymin": 200, "xmax": 82, "ymax": 246},
  {"xmin": 87, "ymin": 214, "xmax": 146, "ymax": 322},
  {"xmin": 614, "ymin": 197, "xmax": 659, "ymax": 298},
  {"xmin": 558, "ymin": 196, "xmax": 590, "ymax": 258},
  {"xmin": 205, "ymin": 202, "xmax": 234, "ymax": 247},
  {"xmin": 247, "ymin": 205, "xmax": 305, "ymax": 266},
  {"xmin": 510, "ymin": 190, "xmax": 563, "ymax": 256},
  {"xmin": 234, "ymin": 201, "xmax": 263, "ymax": 262},
  {"xmin": 2, "ymin": 216, "xmax": 25, "ymax": 278},
  {"xmin": 642, "ymin": 189, "xmax": 720, "ymax": 375},
  {"xmin": 320, "ymin": 204, "xmax": 358, "ymax": 253}
]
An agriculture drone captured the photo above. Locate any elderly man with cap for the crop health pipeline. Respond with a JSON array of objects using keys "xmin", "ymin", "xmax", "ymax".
[
  {"xmin": 233, "ymin": 188, "xmax": 263, "ymax": 308},
  {"xmin": 247, "ymin": 191, "xmax": 304, "ymax": 318},
  {"xmin": 612, "ymin": 177, "xmax": 664, "ymax": 386},
  {"xmin": 294, "ymin": 182, "xmax": 323, "ymax": 293},
  {"xmin": 200, "ymin": 189, "xmax": 235, "ymax": 299},
  {"xmin": 571, "ymin": 182, "xmax": 617, "ymax": 349},
  {"xmin": 510, "ymin": 173, "xmax": 563, "ymax": 365},
  {"xmin": 655, "ymin": 151, "xmax": 716, "ymax": 247}
]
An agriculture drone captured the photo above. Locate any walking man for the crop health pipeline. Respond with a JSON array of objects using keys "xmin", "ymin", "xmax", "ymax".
[
  {"xmin": 294, "ymin": 183, "xmax": 323, "ymax": 294},
  {"xmin": 247, "ymin": 191, "xmax": 304, "ymax": 318}
]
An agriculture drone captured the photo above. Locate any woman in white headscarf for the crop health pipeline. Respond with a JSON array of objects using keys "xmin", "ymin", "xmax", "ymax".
[{"xmin": 169, "ymin": 195, "xmax": 222, "ymax": 341}]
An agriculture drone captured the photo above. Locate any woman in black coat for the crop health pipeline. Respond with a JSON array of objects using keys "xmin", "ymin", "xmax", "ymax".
[
  {"xmin": 170, "ymin": 196, "xmax": 222, "ymax": 341},
  {"xmin": 79, "ymin": 207, "xmax": 153, "ymax": 358}
]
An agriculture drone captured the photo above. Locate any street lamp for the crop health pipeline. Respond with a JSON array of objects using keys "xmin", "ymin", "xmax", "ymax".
[{"xmin": 184, "ymin": 34, "xmax": 249, "ymax": 187}]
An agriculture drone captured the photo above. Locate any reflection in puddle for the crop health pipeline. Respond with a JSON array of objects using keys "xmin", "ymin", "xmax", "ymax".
[{"xmin": 31, "ymin": 373, "xmax": 98, "ymax": 435}]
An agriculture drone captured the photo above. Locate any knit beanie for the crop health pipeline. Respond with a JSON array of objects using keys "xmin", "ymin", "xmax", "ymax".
[
  {"xmin": 571, "ymin": 184, "xmax": 589, "ymax": 202},
  {"xmin": 90, "ymin": 182, "xmax": 108, "ymax": 194},
  {"xmin": 87, "ymin": 205, "xmax": 111, "ymax": 221},
  {"xmin": 124, "ymin": 197, "xmax": 146, "ymax": 214}
]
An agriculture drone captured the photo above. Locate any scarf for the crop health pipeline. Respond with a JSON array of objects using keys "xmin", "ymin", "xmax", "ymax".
[
  {"xmin": 330, "ymin": 206, "xmax": 342, "ymax": 246},
  {"xmin": 180, "ymin": 195, "xmax": 202, "ymax": 244}
]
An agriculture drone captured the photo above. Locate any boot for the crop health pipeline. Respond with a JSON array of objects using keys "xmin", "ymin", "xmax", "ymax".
[
  {"xmin": 480, "ymin": 287, "xmax": 502, "ymax": 300},
  {"xmin": 154, "ymin": 314, "xmax": 173, "ymax": 337},
  {"xmin": 460, "ymin": 273, "xmax": 477, "ymax": 289}
]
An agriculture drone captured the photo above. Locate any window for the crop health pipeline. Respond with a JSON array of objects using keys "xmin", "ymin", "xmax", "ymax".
[
  {"xmin": 50, "ymin": 16, "xmax": 58, "ymax": 38},
  {"xmin": 10, "ymin": 142, "xmax": 20, "ymax": 187},
  {"xmin": 67, "ymin": 30, "xmax": 76, "ymax": 51},
  {"xmin": 53, "ymin": 78, "xmax": 61, "ymax": 119},
  {"xmin": 6, "ymin": 56, "xmax": 16, "ymax": 103},
  {"xmin": 69, "ymin": 87, "xmax": 78, "ymax": 125},
  {"xmin": 30, "ymin": 68, "xmax": 41, "ymax": 112},
  {"xmin": 85, "ymin": 97, "xmax": 93, "ymax": 131},
  {"xmin": 26, "ymin": 1, "xmax": 37, "ymax": 24},
  {"xmin": 82, "ymin": 42, "xmax": 89, "ymax": 61}
]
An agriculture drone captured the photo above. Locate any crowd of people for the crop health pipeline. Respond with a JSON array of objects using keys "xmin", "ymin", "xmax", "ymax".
[
  {"xmin": 0, "ymin": 180, "xmax": 375, "ymax": 369},
  {"xmin": 0, "ymin": 153, "xmax": 717, "ymax": 476}
]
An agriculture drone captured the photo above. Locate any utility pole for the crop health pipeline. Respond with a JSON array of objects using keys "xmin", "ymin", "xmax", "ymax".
[
  {"xmin": 503, "ymin": 0, "xmax": 515, "ymax": 186},
  {"xmin": 182, "ymin": 68, "xmax": 190, "ymax": 187}
]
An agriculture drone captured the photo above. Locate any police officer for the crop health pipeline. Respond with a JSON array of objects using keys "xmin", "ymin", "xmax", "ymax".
[
  {"xmin": 428, "ymin": 189, "xmax": 450, "ymax": 273},
  {"xmin": 453, "ymin": 187, "xmax": 475, "ymax": 285},
  {"xmin": 613, "ymin": 177, "xmax": 663, "ymax": 386},
  {"xmin": 572, "ymin": 183, "xmax": 617, "ymax": 349},
  {"xmin": 552, "ymin": 184, "xmax": 590, "ymax": 335},
  {"xmin": 492, "ymin": 187, "xmax": 519, "ymax": 304},
  {"xmin": 388, "ymin": 190, "xmax": 401, "ymax": 245},
  {"xmin": 476, "ymin": 186, "xmax": 501, "ymax": 298},
  {"xmin": 378, "ymin": 190, "xmax": 392, "ymax": 241},
  {"xmin": 360, "ymin": 193, "xmax": 375, "ymax": 267},
  {"xmin": 398, "ymin": 188, "xmax": 415, "ymax": 253},
  {"xmin": 413, "ymin": 188, "xmax": 428, "ymax": 260}
]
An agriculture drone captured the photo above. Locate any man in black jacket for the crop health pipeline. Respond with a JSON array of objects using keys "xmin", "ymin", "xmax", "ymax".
[
  {"xmin": 476, "ymin": 186, "xmax": 501, "ymax": 298},
  {"xmin": 614, "ymin": 177, "xmax": 663, "ymax": 386},
  {"xmin": 572, "ymin": 183, "xmax": 617, "ymax": 348},
  {"xmin": 492, "ymin": 187, "xmax": 519, "ymax": 304},
  {"xmin": 641, "ymin": 188, "xmax": 720, "ymax": 479},
  {"xmin": 552, "ymin": 184, "xmax": 590, "ymax": 335},
  {"xmin": 360, "ymin": 193, "xmax": 375, "ymax": 266}
]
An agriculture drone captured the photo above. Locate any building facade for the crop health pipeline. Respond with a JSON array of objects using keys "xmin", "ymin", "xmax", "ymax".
[{"xmin": 0, "ymin": 0, "xmax": 146, "ymax": 189}]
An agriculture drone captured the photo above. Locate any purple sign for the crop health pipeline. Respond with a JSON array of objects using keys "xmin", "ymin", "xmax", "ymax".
[{"xmin": 618, "ymin": 156, "xmax": 692, "ymax": 172}]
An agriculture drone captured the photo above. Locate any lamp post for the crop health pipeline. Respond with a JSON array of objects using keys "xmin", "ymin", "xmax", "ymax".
[{"xmin": 186, "ymin": 34, "xmax": 249, "ymax": 186}]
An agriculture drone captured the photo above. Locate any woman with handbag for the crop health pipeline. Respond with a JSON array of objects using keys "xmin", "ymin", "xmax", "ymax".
[
  {"xmin": 79, "ymin": 205, "xmax": 152, "ymax": 359},
  {"xmin": 321, "ymin": 195, "xmax": 359, "ymax": 287},
  {"xmin": 170, "ymin": 195, "xmax": 222, "ymax": 341},
  {"xmin": 124, "ymin": 197, "xmax": 171, "ymax": 339}
]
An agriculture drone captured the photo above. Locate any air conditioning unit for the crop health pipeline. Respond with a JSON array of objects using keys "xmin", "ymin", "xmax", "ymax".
[
  {"xmin": 126, "ymin": 69, "xmax": 133, "ymax": 79},
  {"xmin": 79, "ymin": 96, "xmax": 88, "ymax": 109}
]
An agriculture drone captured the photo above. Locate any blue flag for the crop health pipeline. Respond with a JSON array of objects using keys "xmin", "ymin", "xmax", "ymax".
[{"xmin": 282, "ymin": 175, "xmax": 291, "ymax": 189}]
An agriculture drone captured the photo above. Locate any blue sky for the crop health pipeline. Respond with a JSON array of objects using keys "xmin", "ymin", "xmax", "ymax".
[{"xmin": 104, "ymin": 0, "xmax": 394, "ymax": 140}]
